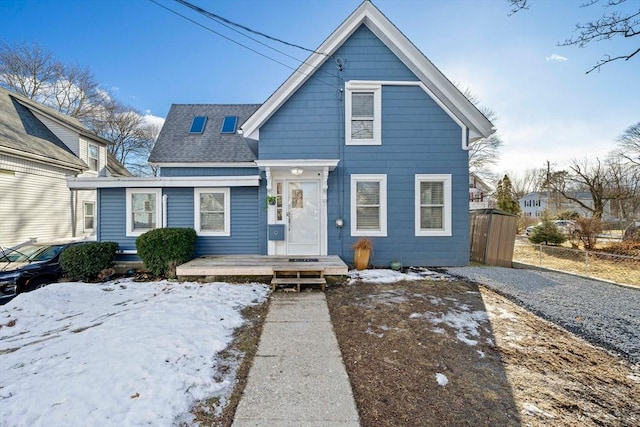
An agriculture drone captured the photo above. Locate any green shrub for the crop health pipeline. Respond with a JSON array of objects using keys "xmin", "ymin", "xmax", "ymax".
[
  {"xmin": 528, "ymin": 217, "xmax": 566, "ymax": 246},
  {"xmin": 60, "ymin": 241, "xmax": 118, "ymax": 281},
  {"xmin": 136, "ymin": 228, "xmax": 197, "ymax": 277}
]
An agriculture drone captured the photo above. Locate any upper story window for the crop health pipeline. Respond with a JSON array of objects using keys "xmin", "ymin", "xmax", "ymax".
[
  {"xmin": 189, "ymin": 116, "xmax": 207, "ymax": 134},
  {"xmin": 351, "ymin": 174, "xmax": 387, "ymax": 237},
  {"xmin": 126, "ymin": 188, "xmax": 162, "ymax": 237},
  {"xmin": 345, "ymin": 82, "xmax": 381, "ymax": 145},
  {"xmin": 221, "ymin": 116, "xmax": 238, "ymax": 134},
  {"xmin": 415, "ymin": 174, "xmax": 452, "ymax": 237},
  {"xmin": 88, "ymin": 144, "xmax": 99, "ymax": 171}
]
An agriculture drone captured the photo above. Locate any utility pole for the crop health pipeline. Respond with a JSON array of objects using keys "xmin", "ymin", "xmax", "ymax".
[{"xmin": 546, "ymin": 160, "xmax": 551, "ymax": 215}]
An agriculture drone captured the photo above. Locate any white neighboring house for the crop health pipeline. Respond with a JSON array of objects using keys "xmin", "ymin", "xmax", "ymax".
[
  {"xmin": 469, "ymin": 172, "xmax": 494, "ymax": 210},
  {"xmin": 519, "ymin": 191, "xmax": 612, "ymax": 219},
  {"xmin": 0, "ymin": 87, "xmax": 130, "ymax": 247}
]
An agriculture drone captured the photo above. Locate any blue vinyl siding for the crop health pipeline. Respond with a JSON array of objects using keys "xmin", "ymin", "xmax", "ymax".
[
  {"xmin": 260, "ymin": 24, "xmax": 469, "ymax": 266},
  {"xmin": 98, "ymin": 186, "xmax": 261, "ymax": 258}
]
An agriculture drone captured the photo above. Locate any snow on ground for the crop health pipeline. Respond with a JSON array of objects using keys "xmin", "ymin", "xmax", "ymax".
[
  {"xmin": 410, "ymin": 300, "xmax": 488, "ymax": 346},
  {"xmin": 0, "ymin": 279, "xmax": 269, "ymax": 427},
  {"xmin": 348, "ymin": 268, "xmax": 454, "ymax": 284},
  {"xmin": 435, "ymin": 373, "xmax": 448, "ymax": 386}
]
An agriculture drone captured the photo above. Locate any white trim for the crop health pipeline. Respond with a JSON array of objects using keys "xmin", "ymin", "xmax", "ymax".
[
  {"xmin": 150, "ymin": 162, "xmax": 257, "ymax": 168},
  {"xmin": 67, "ymin": 175, "xmax": 260, "ymax": 189},
  {"xmin": 345, "ymin": 82, "xmax": 382, "ymax": 145},
  {"xmin": 194, "ymin": 188, "xmax": 231, "ymax": 237},
  {"xmin": 82, "ymin": 201, "xmax": 95, "ymax": 231},
  {"xmin": 350, "ymin": 174, "xmax": 387, "ymax": 237},
  {"xmin": 125, "ymin": 188, "xmax": 163, "ymax": 237},
  {"xmin": 88, "ymin": 143, "xmax": 99, "ymax": 171},
  {"xmin": 347, "ymin": 80, "xmax": 468, "ymax": 149},
  {"xmin": 415, "ymin": 174, "xmax": 452, "ymax": 237},
  {"xmin": 255, "ymin": 159, "xmax": 340, "ymax": 170},
  {"xmin": 240, "ymin": 1, "xmax": 493, "ymax": 141}
]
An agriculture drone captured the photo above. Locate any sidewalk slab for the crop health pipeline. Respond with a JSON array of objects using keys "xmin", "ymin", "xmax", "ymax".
[{"xmin": 232, "ymin": 292, "xmax": 360, "ymax": 427}]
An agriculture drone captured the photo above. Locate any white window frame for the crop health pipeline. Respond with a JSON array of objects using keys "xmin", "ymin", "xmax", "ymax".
[
  {"xmin": 415, "ymin": 174, "xmax": 452, "ymax": 237},
  {"xmin": 126, "ymin": 188, "xmax": 162, "ymax": 237},
  {"xmin": 345, "ymin": 82, "xmax": 382, "ymax": 145},
  {"xmin": 88, "ymin": 144, "xmax": 99, "ymax": 171},
  {"xmin": 83, "ymin": 201, "xmax": 95, "ymax": 231},
  {"xmin": 194, "ymin": 188, "xmax": 230, "ymax": 236},
  {"xmin": 351, "ymin": 174, "xmax": 387, "ymax": 237}
]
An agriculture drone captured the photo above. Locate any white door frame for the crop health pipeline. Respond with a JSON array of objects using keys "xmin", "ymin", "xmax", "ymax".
[{"xmin": 257, "ymin": 160, "xmax": 339, "ymax": 256}]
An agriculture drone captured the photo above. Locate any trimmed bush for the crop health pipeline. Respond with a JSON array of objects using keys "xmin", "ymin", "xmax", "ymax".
[
  {"xmin": 136, "ymin": 228, "xmax": 197, "ymax": 277},
  {"xmin": 60, "ymin": 241, "xmax": 118, "ymax": 281},
  {"xmin": 528, "ymin": 219, "xmax": 566, "ymax": 246}
]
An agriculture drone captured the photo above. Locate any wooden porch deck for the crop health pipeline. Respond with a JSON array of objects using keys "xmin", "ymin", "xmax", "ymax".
[{"xmin": 176, "ymin": 255, "xmax": 349, "ymax": 278}]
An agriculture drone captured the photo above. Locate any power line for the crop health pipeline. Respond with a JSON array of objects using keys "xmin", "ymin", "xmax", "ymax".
[
  {"xmin": 173, "ymin": 0, "xmax": 329, "ymax": 57},
  {"xmin": 148, "ymin": 0, "xmax": 340, "ymax": 90}
]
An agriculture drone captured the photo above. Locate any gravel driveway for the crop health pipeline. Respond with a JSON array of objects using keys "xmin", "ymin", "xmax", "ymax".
[{"xmin": 446, "ymin": 266, "xmax": 640, "ymax": 363}]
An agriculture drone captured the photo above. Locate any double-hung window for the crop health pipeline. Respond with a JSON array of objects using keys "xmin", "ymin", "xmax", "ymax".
[
  {"xmin": 345, "ymin": 82, "xmax": 381, "ymax": 145},
  {"xmin": 415, "ymin": 174, "xmax": 451, "ymax": 236},
  {"xmin": 194, "ymin": 188, "xmax": 230, "ymax": 236},
  {"xmin": 351, "ymin": 174, "xmax": 387, "ymax": 236},
  {"xmin": 126, "ymin": 188, "xmax": 162, "ymax": 236},
  {"xmin": 88, "ymin": 144, "xmax": 99, "ymax": 171},
  {"xmin": 83, "ymin": 202, "xmax": 95, "ymax": 231}
]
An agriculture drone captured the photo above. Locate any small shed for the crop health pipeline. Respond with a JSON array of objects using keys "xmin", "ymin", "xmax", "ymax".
[{"xmin": 469, "ymin": 209, "xmax": 518, "ymax": 267}]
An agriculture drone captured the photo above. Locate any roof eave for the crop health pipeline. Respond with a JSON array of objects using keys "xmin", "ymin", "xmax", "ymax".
[{"xmin": 241, "ymin": 1, "xmax": 494, "ymax": 141}]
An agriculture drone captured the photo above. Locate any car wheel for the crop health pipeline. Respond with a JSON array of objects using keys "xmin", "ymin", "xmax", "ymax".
[{"xmin": 27, "ymin": 278, "xmax": 50, "ymax": 292}]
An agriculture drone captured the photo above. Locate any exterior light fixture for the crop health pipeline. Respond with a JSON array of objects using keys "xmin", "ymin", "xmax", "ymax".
[{"xmin": 290, "ymin": 167, "xmax": 303, "ymax": 176}]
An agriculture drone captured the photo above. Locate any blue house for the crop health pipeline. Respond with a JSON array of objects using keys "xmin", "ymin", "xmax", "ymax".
[{"xmin": 68, "ymin": 1, "xmax": 494, "ymax": 267}]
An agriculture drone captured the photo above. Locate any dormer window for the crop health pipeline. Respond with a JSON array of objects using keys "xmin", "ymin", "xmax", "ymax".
[
  {"xmin": 88, "ymin": 144, "xmax": 99, "ymax": 171},
  {"xmin": 189, "ymin": 116, "xmax": 207, "ymax": 134},
  {"xmin": 221, "ymin": 116, "xmax": 238, "ymax": 134}
]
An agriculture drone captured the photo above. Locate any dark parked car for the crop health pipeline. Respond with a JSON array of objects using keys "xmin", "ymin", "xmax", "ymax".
[{"xmin": 0, "ymin": 241, "xmax": 88, "ymax": 302}]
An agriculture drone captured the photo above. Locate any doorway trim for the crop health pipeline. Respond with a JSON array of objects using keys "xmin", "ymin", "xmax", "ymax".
[{"xmin": 256, "ymin": 159, "xmax": 339, "ymax": 256}]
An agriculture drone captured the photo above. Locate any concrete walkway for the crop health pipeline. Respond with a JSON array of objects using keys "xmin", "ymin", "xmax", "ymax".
[{"xmin": 232, "ymin": 292, "xmax": 360, "ymax": 426}]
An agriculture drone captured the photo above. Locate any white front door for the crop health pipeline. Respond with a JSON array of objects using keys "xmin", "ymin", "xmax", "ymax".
[{"xmin": 286, "ymin": 180, "xmax": 320, "ymax": 255}]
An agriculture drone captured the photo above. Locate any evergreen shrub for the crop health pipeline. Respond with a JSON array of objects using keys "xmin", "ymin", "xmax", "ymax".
[
  {"xmin": 136, "ymin": 228, "xmax": 197, "ymax": 277},
  {"xmin": 60, "ymin": 241, "xmax": 118, "ymax": 281}
]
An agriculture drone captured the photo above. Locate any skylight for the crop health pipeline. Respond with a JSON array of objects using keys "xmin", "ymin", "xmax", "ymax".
[
  {"xmin": 221, "ymin": 116, "xmax": 238, "ymax": 134},
  {"xmin": 189, "ymin": 116, "xmax": 207, "ymax": 134}
]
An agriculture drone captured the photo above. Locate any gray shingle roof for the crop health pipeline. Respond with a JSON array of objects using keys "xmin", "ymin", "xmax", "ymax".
[
  {"xmin": 0, "ymin": 87, "xmax": 88, "ymax": 171},
  {"xmin": 148, "ymin": 104, "xmax": 261, "ymax": 164}
]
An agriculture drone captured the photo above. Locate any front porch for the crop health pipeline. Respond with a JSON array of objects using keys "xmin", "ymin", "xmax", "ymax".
[{"xmin": 176, "ymin": 255, "xmax": 349, "ymax": 291}]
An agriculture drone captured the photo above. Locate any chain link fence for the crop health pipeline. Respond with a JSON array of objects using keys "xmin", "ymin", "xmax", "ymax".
[{"xmin": 513, "ymin": 239, "xmax": 640, "ymax": 287}]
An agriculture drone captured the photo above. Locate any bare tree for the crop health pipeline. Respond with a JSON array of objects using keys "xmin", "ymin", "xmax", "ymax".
[
  {"xmin": 614, "ymin": 122, "xmax": 640, "ymax": 166},
  {"xmin": 506, "ymin": 168, "xmax": 545, "ymax": 199},
  {"xmin": 507, "ymin": 0, "xmax": 639, "ymax": 73},
  {"xmin": 0, "ymin": 41, "xmax": 105, "ymax": 121},
  {"xmin": 549, "ymin": 158, "xmax": 624, "ymax": 218},
  {"xmin": 87, "ymin": 100, "xmax": 159, "ymax": 176},
  {"xmin": 460, "ymin": 88, "xmax": 504, "ymax": 181}
]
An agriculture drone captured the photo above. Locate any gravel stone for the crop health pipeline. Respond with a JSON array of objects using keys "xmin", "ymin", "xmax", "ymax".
[{"xmin": 446, "ymin": 266, "xmax": 640, "ymax": 362}]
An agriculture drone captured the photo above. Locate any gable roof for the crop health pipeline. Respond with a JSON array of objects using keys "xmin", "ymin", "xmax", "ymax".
[
  {"xmin": 0, "ymin": 87, "xmax": 88, "ymax": 171},
  {"xmin": 241, "ymin": 1, "xmax": 494, "ymax": 142},
  {"xmin": 105, "ymin": 152, "xmax": 133, "ymax": 177},
  {"xmin": 148, "ymin": 104, "xmax": 261, "ymax": 164}
]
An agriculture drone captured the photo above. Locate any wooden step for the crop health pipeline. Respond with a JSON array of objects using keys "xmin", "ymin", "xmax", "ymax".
[{"xmin": 270, "ymin": 277, "xmax": 326, "ymax": 292}]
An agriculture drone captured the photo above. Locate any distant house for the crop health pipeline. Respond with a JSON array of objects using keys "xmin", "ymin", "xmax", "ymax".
[
  {"xmin": 0, "ymin": 87, "xmax": 129, "ymax": 247},
  {"xmin": 69, "ymin": 1, "xmax": 494, "ymax": 266},
  {"xmin": 519, "ymin": 191, "xmax": 612, "ymax": 219},
  {"xmin": 469, "ymin": 172, "xmax": 494, "ymax": 210}
]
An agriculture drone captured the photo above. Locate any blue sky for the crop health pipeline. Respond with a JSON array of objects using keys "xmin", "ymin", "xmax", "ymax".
[{"xmin": 1, "ymin": 0, "xmax": 638, "ymax": 179}]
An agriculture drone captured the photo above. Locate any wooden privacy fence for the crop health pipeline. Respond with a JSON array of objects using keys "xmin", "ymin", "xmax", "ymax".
[{"xmin": 469, "ymin": 209, "xmax": 518, "ymax": 267}]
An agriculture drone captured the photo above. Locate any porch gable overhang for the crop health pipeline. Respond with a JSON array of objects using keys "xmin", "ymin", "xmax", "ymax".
[{"xmin": 254, "ymin": 159, "xmax": 340, "ymax": 172}]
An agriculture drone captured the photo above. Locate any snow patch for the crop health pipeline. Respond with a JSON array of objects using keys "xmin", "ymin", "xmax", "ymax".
[
  {"xmin": 348, "ymin": 268, "xmax": 453, "ymax": 285},
  {"xmin": 0, "ymin": 279, "xmax": 270, "ymax": 426},
  {"xmin": 412, "ymin": 303, "xmax": 488, "ymax": 346},
  {"xmin": 435, "ymin": 373, "xmax": 448, "ymax": 386},
  {"xmin": 522, "ymin": 403, "xmax": 555, "ymax": 418}
]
